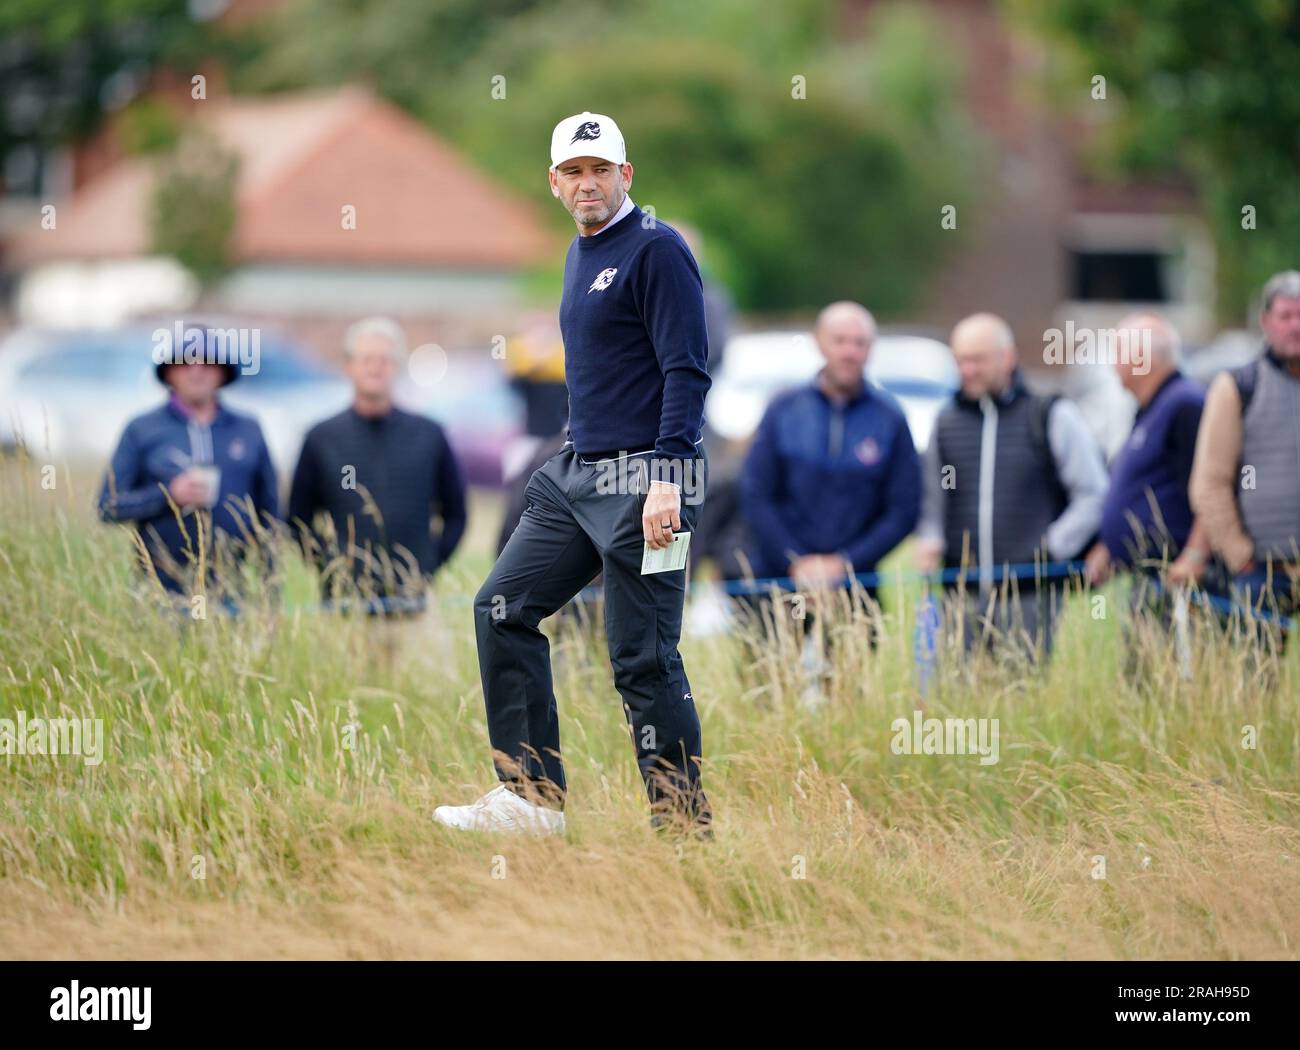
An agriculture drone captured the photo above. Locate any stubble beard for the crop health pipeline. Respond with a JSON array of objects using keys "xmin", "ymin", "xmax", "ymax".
[{"xmin": 570, "ymin": 188, "xmax": 620, "ymax": 228}]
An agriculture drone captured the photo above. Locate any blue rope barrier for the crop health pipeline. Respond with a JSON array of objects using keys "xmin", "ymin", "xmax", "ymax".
[
  {"xmin": 710, "ymin": 559, "xmax": 1089, "ymax": 596},
  {"xmin": 1147, "ymin": 576, "xmax": 1294, "ymax": 630},
  {"xmin": 274, "ymin": 558, "xmax": 1291, "ymax": 631}
]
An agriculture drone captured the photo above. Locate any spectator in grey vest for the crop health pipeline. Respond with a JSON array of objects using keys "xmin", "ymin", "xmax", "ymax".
[
  {"xmin": 1190, "ymin": 270, "xmax": 1300, "ymax": 632},
  {"xmin": 914, "ymin": 313, "xmax": 1108, "ymax": 660}
]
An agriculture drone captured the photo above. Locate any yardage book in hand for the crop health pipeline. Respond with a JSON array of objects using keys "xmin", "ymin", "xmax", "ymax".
[{"xmin": 641, "ymin": 531, "xmax": 691, "ymax": 574}]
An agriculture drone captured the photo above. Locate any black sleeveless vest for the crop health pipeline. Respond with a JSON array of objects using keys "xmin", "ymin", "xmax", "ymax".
[{"xmin": 934, "ymin": 379, "xmax": 1068, "ymax": 574}]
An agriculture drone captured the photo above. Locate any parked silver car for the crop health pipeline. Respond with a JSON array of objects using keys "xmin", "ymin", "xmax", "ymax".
[
  {"xmin": 705, "ymin": 329, "xmax": 960, "ymax": 451},
  {"xmin": 0, "ymin": 324, "xmax": 352, "ymax": 477}
]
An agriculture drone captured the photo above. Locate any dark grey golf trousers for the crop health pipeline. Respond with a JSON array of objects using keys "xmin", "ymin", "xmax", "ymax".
[{"xmin": 473, "ymin": 444, "xmax": 711, "ymax": 830}]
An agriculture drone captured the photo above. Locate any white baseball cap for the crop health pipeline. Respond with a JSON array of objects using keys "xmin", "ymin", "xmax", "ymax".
[{"xmin": 549, "ymin": 111, "xmax": 626, "ymax": 170}]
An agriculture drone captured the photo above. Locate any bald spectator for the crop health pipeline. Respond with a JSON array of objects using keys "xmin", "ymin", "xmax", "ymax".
[
  {"xmin": 740, "ymin": 301, "xmax": 920, "ymax": 667},
  {"xmin": 1191, "ymin": 270, "xmax": 1300, "ymax": 632},
  {"xmin": 915, "ymin": 313, "xmax": 1108, "ymax": 660}
]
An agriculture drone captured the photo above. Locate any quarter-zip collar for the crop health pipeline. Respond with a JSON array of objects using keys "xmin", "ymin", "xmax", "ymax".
[
  {"xmin": 812, "ymin": 370, "xmax": 871, "ymax": 458},
  {"xmin": 164, "ymin": 393, "xmax": 226, "ymax": 425},
  {"xmin": 955, "ymin": 366, "xmax": 1029, "ymax": 412},
  {"xmin": 165, "ymin": 394, "xmax": 225, "ymax": 465},
  {"xmin": 812, "ymin": 368, "xmax": 870, "ymax": 407}
]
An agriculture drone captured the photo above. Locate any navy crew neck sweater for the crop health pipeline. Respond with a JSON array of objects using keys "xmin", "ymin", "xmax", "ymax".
[
  {"xmin": 288, "ymin": 406, "xmax": 467, "ymax": 591},
  {"xmin": 558, "ymin": 202, "xmax": 711, "ymax": 476}
]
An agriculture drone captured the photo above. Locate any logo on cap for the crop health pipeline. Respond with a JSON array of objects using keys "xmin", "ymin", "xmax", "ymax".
[{"xmin": 570, "ymin": 121, "xmax": 601, "ymax": 144}]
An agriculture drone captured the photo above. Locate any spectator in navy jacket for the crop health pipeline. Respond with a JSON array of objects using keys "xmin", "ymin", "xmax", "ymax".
[
  {"xmin": 98, "ymin": 345, "xmax": 279, "ymax": 601},
  {"xmin": 740, "ymin": 301, "xmax": 921, "ymax": 621}
]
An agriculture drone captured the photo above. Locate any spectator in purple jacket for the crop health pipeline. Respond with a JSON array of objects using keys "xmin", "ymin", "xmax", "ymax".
[{"xmin": 1083, "ymin": 313, "xmax": 1211, "ymax": 642}]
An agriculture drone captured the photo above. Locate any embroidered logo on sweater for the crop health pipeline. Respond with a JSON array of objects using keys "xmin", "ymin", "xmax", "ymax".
[
  {"xmin": 854, "ymin": 436, "xmax": 882, "ymax": 465},
  {"xmin": 588, "ymin": 267, "xmax": 618, "ymax": 293}
]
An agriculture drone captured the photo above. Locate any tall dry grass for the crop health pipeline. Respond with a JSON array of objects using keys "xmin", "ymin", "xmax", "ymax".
[{"xmin": 1, "ymin": 454, "xmax": 1298, "ymax": 959}]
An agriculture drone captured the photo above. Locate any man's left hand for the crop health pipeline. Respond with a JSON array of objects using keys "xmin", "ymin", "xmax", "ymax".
[
  {"xmin": 643, "ymin": 480, "xmax": 681, "ymax": 550},
  {"xmin": 1166, "ymin": 550, "xmax": 1207, "ymax": 587}
]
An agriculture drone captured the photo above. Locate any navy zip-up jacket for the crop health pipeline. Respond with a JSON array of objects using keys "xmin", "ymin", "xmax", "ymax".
[
  {"xmin": 98, "ymin": 398, "xmax": 280, "ymax": 593},
  {"xmin": 740, "ymin": 378, "xmax": 921, "ymax": 580}
]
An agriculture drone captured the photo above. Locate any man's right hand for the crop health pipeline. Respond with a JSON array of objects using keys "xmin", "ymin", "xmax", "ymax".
[
  {"xmin": 168, "ymin": 470, "xmax": 210, "ymax": 510},
  {"xmin": 1084, "ymin": 541, "xmax": 1111, "ymax": 586}
]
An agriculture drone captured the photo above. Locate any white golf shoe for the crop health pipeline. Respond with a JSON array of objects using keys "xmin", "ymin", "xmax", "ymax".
[{"xmin": 433, "ymin": 784, "xmax": 566, "ymax": 836}]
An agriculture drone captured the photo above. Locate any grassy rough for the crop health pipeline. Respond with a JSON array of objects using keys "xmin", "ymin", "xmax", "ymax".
[{"xmin": 1, "ymin": 458, "xmax": 1298, "ymax": 959}]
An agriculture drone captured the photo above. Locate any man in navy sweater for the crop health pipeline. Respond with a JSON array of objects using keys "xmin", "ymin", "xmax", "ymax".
[
  {"xmin": 289, "ymin": 316, "xmax": 467, "ymax": 614},
  {"xmin": 435, "ymin": 112, "xmax": 714, "ymax": 837}
]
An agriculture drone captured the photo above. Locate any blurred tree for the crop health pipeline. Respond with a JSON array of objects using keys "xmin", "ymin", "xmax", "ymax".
[
  {"xmin": 241, "ymin": 0, "xmax": 983, "ymax": 314},
  {"xmin": 1016, "ymin": 0, "xmax": 1300, "ymax": 322},
  {"xmin": 236, "ymin": 0, "xmax": 561, "ymax": 118},
  {"xmin": 118, "ymin": 96, "xmax": 183, "ymax": 156},
  {"xmin": 149, "ymin": 129, "xmax": 239, "ymax": 288},
  {"xmin": 0, "ymin": 0, "xmax": 216, "ymax": 194}
]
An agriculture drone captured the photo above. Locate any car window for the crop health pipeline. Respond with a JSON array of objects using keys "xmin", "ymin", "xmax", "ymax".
[
  {"xmin": 419, "ymin": 378, "xmax": 521, "ymax": 426},
  {"xmin": 868, "ymin": 341, "xmax": 959, "ymax": 386},
  {"xmin": 877, "ymin": 377, "xmax": 957, "ymax": 399},
  {"xmin": 19, "ymin": 345, "xmax": 140, "ymax": 383},
  {"xmin": 239, "ymin": 346, "xmax": 336, "ymax": 384}
]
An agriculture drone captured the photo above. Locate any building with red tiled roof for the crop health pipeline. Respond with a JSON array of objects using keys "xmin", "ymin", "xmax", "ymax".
[{"xmin": 7, "ymin": 87, "xmax": 561, "ymax": 346}]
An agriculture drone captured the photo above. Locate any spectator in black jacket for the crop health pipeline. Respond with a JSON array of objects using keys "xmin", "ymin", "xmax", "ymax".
[{"xmin": 289, "ymin": 316, "xmax": 467, "ymax": 615}]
